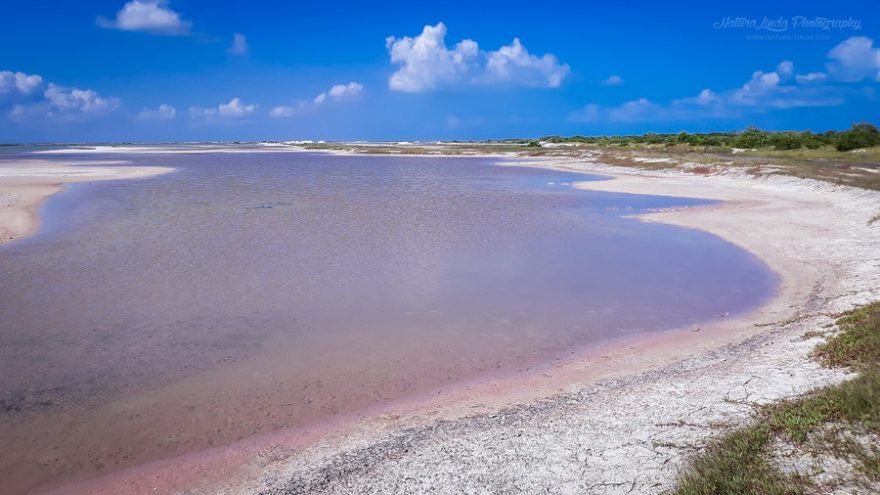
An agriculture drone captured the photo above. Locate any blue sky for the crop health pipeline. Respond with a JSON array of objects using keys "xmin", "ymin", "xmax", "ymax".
[{"xmin": 1, "ymin": 0, "xmax": 879, "ymax": 143}]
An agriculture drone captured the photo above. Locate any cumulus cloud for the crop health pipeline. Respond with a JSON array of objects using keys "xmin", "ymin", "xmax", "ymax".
[
  {"xmin": 43, "ymin": 83, "xmax": 120, "ymax": 115},
  {"xmin": 569, "ymin": 37, "xmax": 880, "ymax": 124},
  {"xmin": 97, "ymin": 0, "xmax": 191, "ymax": 35},
  {"xmin": 386, "ymin": 22, "xmax": 569, "ymax": 92},
  {"xmin": 218, "ymin": 97, "xmax": 255, "ymax": 117},
  {"xmin": 137, "ymin": 103, "xmax": 176, "ymax": 120},
  {"xmin": 386, "ymin": 23, "xmax": 478, "ymax": 92},
  {"xmin": 271, "ymin": 82, "xmax": 364, "ymax": 118},
  {"xmin": 826, "ymin": 36, "xmax": 880, "ymax": 82},
  {"xmin": 2, "ymin": 70, "xmax": 120, "ymax": 121},
  {"xmin": 775, "ymin": 60, "xmax": 794, "ymax": 78},
  {"xmin": 601, "ymin": 75, "xmax": 624, "ymax": 86},
  {"xmin": 189, "ymin": 97, "xmax": 256, "ymax": 120},
  {"xmin": 695, "ymin": 88, "xmax": 721, "ymax": 105},
  {"xmin": 314, "ymin": 82, "xmax": 363, "ymax": 104},
  {"xmin": 0, "ymin": 71, "xmax": 43, "ymax": 95},
  {"xmin": 727, "ymin": 61, "xmax": 796, "ymax": 107},
  {"xmin": 571, "ymin": 60, "xmax": 841, "ymax": 123},
  {"xmin": 481, "ymin": 38, "xmax": 569, "ymax": 87},
  {"xmin": 228, "ymin": 33, "xmax": 249, "ymax": 55}
]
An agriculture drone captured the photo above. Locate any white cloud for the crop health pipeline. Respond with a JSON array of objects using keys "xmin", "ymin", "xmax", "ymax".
[
  {"xmin": 44, "ymin": 83, "xmax": 120, "ymax": 114},
  {"xmin": 137, "ymin": 103, "xmax": 176, "ymax": 120},
  {"xmin": 729, "ymin": 68, "xmax": 785, "ymax": 106},
  {"xmin": 386, "ymin": 22, "xmax": 569, "ymax": 92},
  {"xmin": 826, "ymin": 36, "xmax": 880, "ymax": 82},
  {"xmin": 228, "ymin": 33, "xmax": 248, "ymax": 55},
  {"xmin": 386, "ymin": 23, "xmax": 478, "ymax": 92},
  {"xmin": 569, "ymin": 37, "xmax": 880, "ymax": 125},
  {"xmin": 482, "ymin": 38, "xmax": 569, "ymax": 88},
  {"xmin": 190, "ymin": 97, "xmax": 256, "ymax": 120},
  {"xmin": 695, "ymin": 89, "xmax": 720, "ymax": 105},
  {"xmin": 2, "ymin": 71, "xmax": 119, "ymax": 121},
  {"xmin": 272, "ymin": 82, "xmax": 364, "ymax": 118},
  {"xmin": 0, "ymin": 71, "xmax": 43, "ymax": 95},
  {"xmin": 775, "ymin": 60, "xmax": 794, "ymax": 78},
  {"xmin": 314, "ymin": 82, "xmax": 363, "ymax": 104},
  {"xmin": 97, "ymin": 0, "xmax": 191, "ymax": 35},
  {"xmin": 218, "ymin": 97, "xmax": 255, "ymax": 117},
  {"xmin": 601, "ymin": 75, "xmax": 624, "ymax": 86},
  {"xmin": 571, "ymin": 60, "xmax": 842, "ymax": 123}
]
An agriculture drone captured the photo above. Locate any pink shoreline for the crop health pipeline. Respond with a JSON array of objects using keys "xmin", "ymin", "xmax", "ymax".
[{"xmin": 39, "ymin": 282, "xmax": 778, "ymax": 495}]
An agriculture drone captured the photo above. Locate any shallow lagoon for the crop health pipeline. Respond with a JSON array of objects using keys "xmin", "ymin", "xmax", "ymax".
[{"xmin": 0, "ymin": 151, "xmax": 776, "ymax": 490}]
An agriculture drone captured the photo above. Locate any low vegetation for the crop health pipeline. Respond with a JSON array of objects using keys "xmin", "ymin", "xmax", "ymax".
[
  {"xmin": 674, "ymin": 303, "xmax": 880, "ymax": 495},
  {"xmin": 534, "ymin": 123, "xmax": 880, "ymax": 152},
  {"xmin": 297, "ymin": 123, "xmax": 880, "ymax": 191}
]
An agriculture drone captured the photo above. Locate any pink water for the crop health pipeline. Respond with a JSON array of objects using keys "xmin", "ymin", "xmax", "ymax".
[{"xmin": 0, "ymin": 150, "xmax": 776, "ymax": 493}]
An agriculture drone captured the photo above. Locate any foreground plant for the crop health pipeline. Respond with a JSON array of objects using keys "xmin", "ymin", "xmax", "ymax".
[{"xmin": 675, "ymin": 302, "xmax": 880, "ymax": 495}]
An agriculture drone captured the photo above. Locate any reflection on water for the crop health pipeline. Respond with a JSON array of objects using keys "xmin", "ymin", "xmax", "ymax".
[{"xmin": 0, "ymin": 151, "xmax": 776, "ymax": 492}]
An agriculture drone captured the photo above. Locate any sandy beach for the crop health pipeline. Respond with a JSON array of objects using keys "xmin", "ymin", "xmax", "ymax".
[
  {"xmin": 0, "ymin": 160, "xmax": 174, "ymax": 246},
  {"xmin": 11, "ymin": 152, "xmax": 872, "ymax": 495}
]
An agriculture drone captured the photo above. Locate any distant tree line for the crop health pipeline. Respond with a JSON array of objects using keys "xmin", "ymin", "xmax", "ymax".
[{"xmin": 528, "ymin": 123, "xmax": 880, "ymax": 152}]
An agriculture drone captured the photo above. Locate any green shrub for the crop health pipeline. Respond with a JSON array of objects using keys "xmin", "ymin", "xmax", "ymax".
[
  {"xmin": 768, "ymin": 133, "xmax": 803, "ymax": 150},
  {"xmin": 835, "ymin": 123, "xmax": 880, "ymax": 151},
  {"xmin": 732, "ymin": 126, "xmax": 770, "ymax": 149}
]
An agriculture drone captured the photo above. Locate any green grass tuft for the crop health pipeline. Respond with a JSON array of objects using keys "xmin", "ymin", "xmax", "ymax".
[
  {"xmin": 673, "ymin": 303, "xmax": 880, "ymax": 494},
  {"xmin": 767, "ymin": 370, "xmax": 880, "ymax": 443},
  {"xmin": 675, "ymin": 425, "xmax": 806, "ymax": 495},
  {"xmin": 814, "ymin": 302, "xmax": 880, "ymax": 370}
]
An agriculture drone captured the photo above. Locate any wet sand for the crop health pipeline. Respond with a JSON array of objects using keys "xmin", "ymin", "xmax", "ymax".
[{"xmin": 0, "ymin": 160, "xmax": 173, "ymax": 245}]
